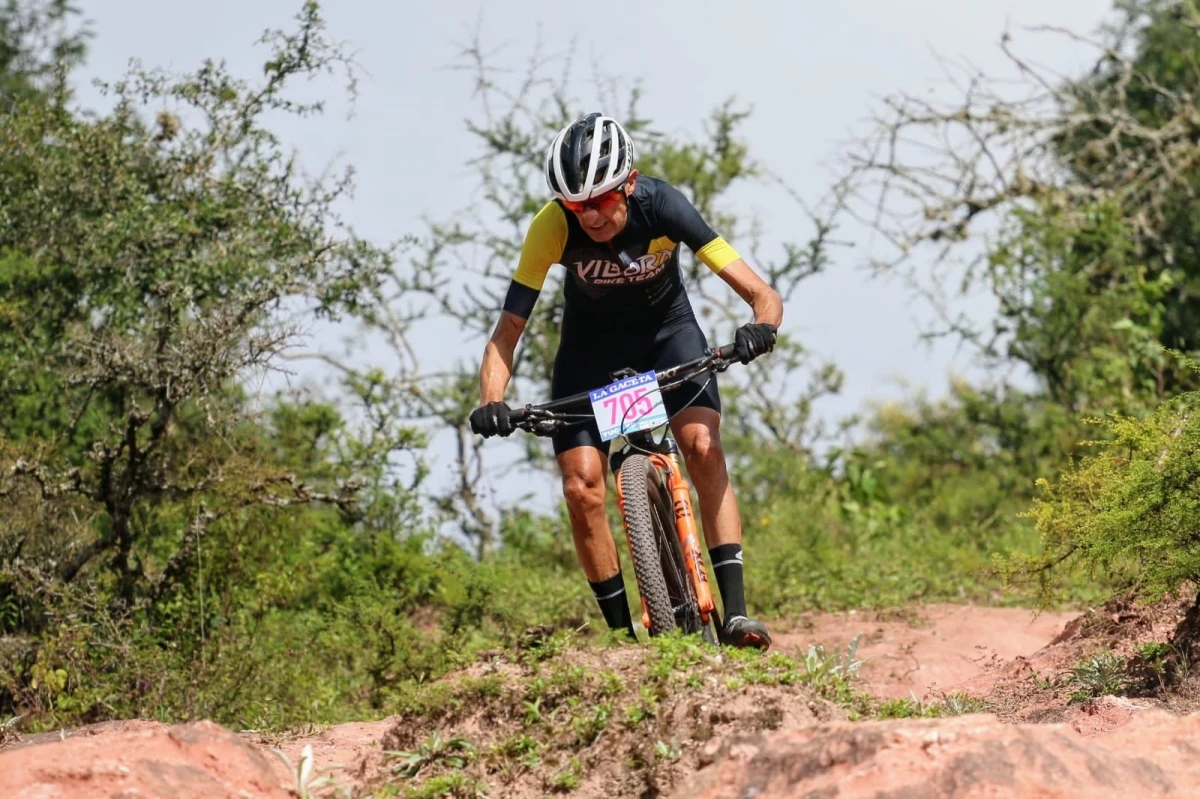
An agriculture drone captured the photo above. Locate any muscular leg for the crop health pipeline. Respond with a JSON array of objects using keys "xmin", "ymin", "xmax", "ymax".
[
  {"xmin": 557, "ymin": 446, "xmax": 618, "ymax": 580},
  {"xmin": 557, "ymin": 445, "xmax": 636, "ymax": 639},
  {"xmin": 669, "ymin": 406, "xmax": 741, "ymax": 550},
  {"xmin": 670, "ymin": 406, "xmax": 770, "ymax": 648}
]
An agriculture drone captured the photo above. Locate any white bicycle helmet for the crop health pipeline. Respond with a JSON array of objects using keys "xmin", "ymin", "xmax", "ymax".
[{"xmin": 545, "ymin": 112, "xmax": 636, "ymax": 203}]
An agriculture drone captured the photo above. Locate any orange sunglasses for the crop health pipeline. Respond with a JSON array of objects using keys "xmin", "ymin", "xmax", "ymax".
[{"xmin": 561, "ymin": 187, "xmax": 626, "ymax": 213}]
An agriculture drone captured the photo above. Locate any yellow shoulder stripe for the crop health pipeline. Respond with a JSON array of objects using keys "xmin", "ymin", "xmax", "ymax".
[
  {"xmin": 513, "ymin": 201, "xmax": 568, "ymax": 290},
  {"xmin": 696, "ymin": 236, "xmax": 740, "ymax": 273}
]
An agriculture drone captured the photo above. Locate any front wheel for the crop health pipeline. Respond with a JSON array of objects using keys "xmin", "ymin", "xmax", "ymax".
[{"xmin": 617, "ymin": 454, "xmax": 702, "ymax": 637}]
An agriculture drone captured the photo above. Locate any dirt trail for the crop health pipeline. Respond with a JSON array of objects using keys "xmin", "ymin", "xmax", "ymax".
[
  {"xmin": 774, "ymin": 603, "xmax": 1077, "ymax": 701},
  {"xmin": 2, "ymin": 600, "xmax": 1191, "ymax": 798},
  {"xmin": 246, "ymin": 603, "xmax": 1079, "ymax": 791}
]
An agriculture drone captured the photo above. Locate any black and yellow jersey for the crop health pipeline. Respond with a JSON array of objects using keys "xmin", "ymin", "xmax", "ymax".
[{"xmin": 502, "ymin": 176, "xmax": 741, "ymax": 327}]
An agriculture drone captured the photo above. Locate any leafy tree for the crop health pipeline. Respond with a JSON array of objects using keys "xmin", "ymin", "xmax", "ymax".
[
  {"xmin": 840, "ymin": 0, "xmax": 1200, "ymax": 415},
  {"xmin": 0, "ymin": 0, "xmax": 89, "ymax": 110},
  {"xmin": 1059, "ymin": 0, "xmax": 1200, "ymax": 398},
  {"xmin": 0, "ymin": 1, "xmax": 432, "ymax": 728},
  {"xmin": 0, "ymin": 2, "xmax": 609, "ymax": 734},
  {"xmin": 0, "ymin": 0, "xmax": 385, "ymax": 593},
  {"xmin": 837, "ymin": 0, "xmax": 1200, "ymax": 617}
]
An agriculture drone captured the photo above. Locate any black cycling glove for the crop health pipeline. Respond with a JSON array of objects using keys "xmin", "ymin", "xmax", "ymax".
[
  {"xmin": 734, "ymin": 322, "xmax": 777, "ymax": 364},
  {"xmin": 469, "ymin": 401, "xmax": 515, "ymax": 438}
]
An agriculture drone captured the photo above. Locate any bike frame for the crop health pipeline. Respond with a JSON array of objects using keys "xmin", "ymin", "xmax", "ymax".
[
  {"xmin": 510, "ymin": 343, "xmax": 739, "ymax": 635},
  {"xmin": 611, "ymin": 433, "xmax": 717, "ymax": 632}
]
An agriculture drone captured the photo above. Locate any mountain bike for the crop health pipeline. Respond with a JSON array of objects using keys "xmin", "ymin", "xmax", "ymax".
[{"xmin": 510, "ymin": 342, "xmax": 742, "ymax": 644}]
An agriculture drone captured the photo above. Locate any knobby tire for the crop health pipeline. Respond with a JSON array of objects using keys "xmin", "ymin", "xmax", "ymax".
[{"xmin": 618, "ymin": 454, "xmax": 701, "ymax": 637}]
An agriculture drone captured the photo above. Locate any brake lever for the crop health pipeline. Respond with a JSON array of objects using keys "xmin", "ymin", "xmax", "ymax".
[
  {"xmin": 515, "ymin": 413, "xmax": 562, "ymax": 437},
  {"xmin": 530, "ymin": 419, "xmax": 560, "ymax": 437}
]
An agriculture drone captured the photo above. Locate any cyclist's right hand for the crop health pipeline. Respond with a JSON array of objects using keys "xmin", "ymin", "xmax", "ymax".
[
  {"xmin": 734, "ymin": 322, "xmax": 777, "ymax": 364},
  {"xmin": 469, "ymin": 401, "xmax": 515, "ymax": 437}
]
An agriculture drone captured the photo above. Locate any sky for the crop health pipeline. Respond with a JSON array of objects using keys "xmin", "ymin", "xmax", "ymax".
[{"xmin": 70, "ymin": 0, "xmax": 1119, "ymax": 518}]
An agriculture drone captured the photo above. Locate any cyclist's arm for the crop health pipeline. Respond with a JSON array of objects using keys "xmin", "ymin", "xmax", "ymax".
[
  {"xmin": 478, "ymin": 201, "xmax": 568, "ymax": 403},
  {"xmin": 480, "ymin": 311, "xmax": 526, "ymax": 403},
  {"xmin": 654, "ymin": 182, "xmax": 783, "ymax": 326},
  {"xmin": 715, "ymin": 259, "xmax": 783, "ymax": 327}
]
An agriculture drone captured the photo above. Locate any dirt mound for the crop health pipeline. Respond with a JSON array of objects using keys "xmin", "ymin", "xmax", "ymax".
[
  {"xmin": 966, "ymin": 588, "xmax": 1200, "ymax": 723},
  {"xmin": 0, "ymin": 635, "xmax": 850, "ymax": 798},
  {"xmin": 774, "ymin": 603, "xmax": 1077, "ymax": 700},
  {"xmin": 8, "ymin": 702, "xmax": 1196, "ymax": 799},
  {"xmin": 350, "ymin": 638, "xmax": 851, "ymax": 798},
  {"xmin": 0, "ymin": 719, "xmax": 292, "ymax": 799},
  {"xmin": 251, "ymin": 717, "xmax": 397, "ymax": 795},
  {"xmin": 6, "ymin": 597, "xmax": 1200, "ymax": 798},
  {"xmin": 681, "ymin": 707, "xmax": 1200, "ymax": 798},
  {"xmin": 243, "ymin": 599, "xmax": 1195, "ymax": 797}
]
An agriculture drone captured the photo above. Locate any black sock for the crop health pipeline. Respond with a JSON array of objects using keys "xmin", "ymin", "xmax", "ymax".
[
  {"xmin": 589, "ymin": 572, "xmax": 636, "ymax": 640},
  {"xmin": 709, "ymin": 543, "xmax": 747, "ymax": 619}
]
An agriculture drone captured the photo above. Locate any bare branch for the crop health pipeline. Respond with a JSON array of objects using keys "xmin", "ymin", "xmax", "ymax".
[{"xmin": 838, "ymin": 19, "xmax": 1200, "ymax": 365}]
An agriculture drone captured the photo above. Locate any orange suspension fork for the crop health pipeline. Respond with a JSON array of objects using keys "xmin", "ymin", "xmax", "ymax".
[{"xmin": 655, "ymin": 453, "xmax": 716, "ymax": 617}]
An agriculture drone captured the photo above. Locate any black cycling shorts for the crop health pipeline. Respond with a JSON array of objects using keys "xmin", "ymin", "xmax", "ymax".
[{"xmin": 549, "ymin": 317, "xmax": 721, "ymax": 456}]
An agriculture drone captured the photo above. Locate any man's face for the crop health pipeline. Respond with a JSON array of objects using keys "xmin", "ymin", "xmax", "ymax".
[{"xmin": 564, "ymin": 171, "xmax": 638, "ymax": 242}]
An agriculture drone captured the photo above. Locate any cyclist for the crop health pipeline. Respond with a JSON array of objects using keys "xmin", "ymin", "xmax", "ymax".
[{"xmin": 469, "ymin": 112, "xmax": 781, "ymax": 649}]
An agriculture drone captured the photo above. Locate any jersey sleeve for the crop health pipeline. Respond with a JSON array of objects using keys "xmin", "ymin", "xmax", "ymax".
[
  {"xmin": 503, "ymin": 201, "xmax": 568, "ymax": 319},
  {"xmin": 652, "ymin": 181, "xmax": 742, "ymax": 273}
]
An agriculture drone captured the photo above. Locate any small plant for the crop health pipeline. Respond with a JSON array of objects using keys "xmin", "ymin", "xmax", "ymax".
[
  {"xmin": 402, "ymin": 771, "xmax": 489, "ymax": 799},
  {"xmin": 487, "ymin": 738, "xmax": 541, "ymax": 787},
  {"xmin": 1066, "ymin": 650, "xmax": 1128, "ymax": 702},
  {"xmin": 873, "ymin": 692, "xmax": 988, "ymax": 719},
  {"xmin": 599, "ymin": 670, "xmax": 623, "ymax": 697},
  {"xmin": 798, "ymin": 633, "xmax": 867, "ymax": 703},
  {"xmin": 522, "ymin": 697, "xmax": 543, "ymax": 726},
  {"xmin": 0, "ymin": 714, "xmax": 23, "ymax": 746},
  {"xmin": 1024, "ymin": 667, "xmax": 1057, "ymax": 691},
  {"xmin": 550, "ymin": 664, "xmax": 587, "ymax": 697},
  {"xmin": 653, "ymin": 739, "xmax": 683, "ymax": 762},
  {"xmin": 936, "ymin": 692, "xmax": 988, "ymax": 716},
  {"xmin": 387, "ymin": 733, "xmax": 477, "ymax": 779},
  {"xmin": 269, "ymin": 743, "xmax": 345, "ymax": 799},
  {"xmin": 518, "ymin": 627, "xmax": 576, "ymax": 664},
  {"xmin": 1130, "ymin": 639, "xmax": 1193, "ymax": 693},
  {"xmin": 572, "ymin": 702, "xmax": 611, "ymax": 746},
  {"xmin": 492, "ymin": 734, "xmax": 543, "ymax": 772},
  {"xmin": 1138, "ymin": 641, "xmax": 1173, "ymax": 686},
  {"xmin": 875, "ymin": 697, "xmax": 925, "ymax": 719},
  {"xmin": 549, "ymin": 757, "xmax": 583, "ymax": 793},
  {"xmin": 623, "ymin": 684, "xmax": 660, "ymax": 727}
]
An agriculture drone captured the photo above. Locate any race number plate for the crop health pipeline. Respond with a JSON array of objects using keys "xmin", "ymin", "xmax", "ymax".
[{"xmin": 589, "ymin": 370, "xmax": 668, "ymax": 442}]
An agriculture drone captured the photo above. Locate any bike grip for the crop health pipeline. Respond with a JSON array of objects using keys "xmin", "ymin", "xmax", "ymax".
[
  {"xmin": 508, "ymin": 406, "xmax": 528, "ymax": 423},
  {"xmin": 716, "ymin": 342, "xmax": 738, "ymax": 360}
]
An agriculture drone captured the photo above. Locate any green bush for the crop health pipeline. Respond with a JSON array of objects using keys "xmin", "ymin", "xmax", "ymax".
[
  {"xmin": 732, "ymin": 382, "xmax": 1109, "ymax": 614},
  {"xmin": 1002, "ymin": 383, "xmax": 1200, "ymax": 606}
]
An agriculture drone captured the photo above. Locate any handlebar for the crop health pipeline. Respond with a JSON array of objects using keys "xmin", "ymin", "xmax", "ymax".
[{"xmin": 507, "ymin": 342, "xmax": 741, "ymax": 436}]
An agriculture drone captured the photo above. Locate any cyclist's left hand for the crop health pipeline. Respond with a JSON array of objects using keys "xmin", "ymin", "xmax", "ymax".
[{"xmin": 734, "ymin": 322, "xmax": 777, "ymax": 364}]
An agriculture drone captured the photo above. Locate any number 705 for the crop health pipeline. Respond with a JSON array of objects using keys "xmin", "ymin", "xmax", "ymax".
[{"xmin": 604, "ymin": 387, "xmax": 654, "ymax": 426}]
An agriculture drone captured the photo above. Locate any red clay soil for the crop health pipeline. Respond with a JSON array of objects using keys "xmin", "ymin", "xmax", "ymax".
[
  {"xmin": 3, "ymin": 598, "xmax": 1199, "ymax": 799},
  {"xmin": 0, "ymin": 719, "xmax": 292, "ymax": 799},
  {"xmin": 683, "ymin": 706, "xmax": 1200, "ymax": 798},
  {"xmin": 964, "ymin": 588, "xmax": 1200, "ymax": 724},
  {"xmin": 774, "ymin": 603, "xmax": 1078, "ymax": 700}
]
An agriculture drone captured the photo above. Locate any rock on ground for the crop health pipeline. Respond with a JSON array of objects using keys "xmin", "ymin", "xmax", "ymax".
[
  {"xmin": 0, "ymin": 719, "xmax": 293, "ymax": 799},
  {"xmin": 679, "ymin": 706, "xmax": 1200, "ymax": 799}
]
